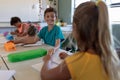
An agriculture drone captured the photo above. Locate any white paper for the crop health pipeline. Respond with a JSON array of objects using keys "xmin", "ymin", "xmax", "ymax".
[
  {"xmin": 50, "ymin": 49, "xmax": 64, "ymax": 64},
  {"xmin": 16, "ymin": 41, "xmax": 43, "ymax": 47},
  {"xmin": 0, "ymin": 70, "xmax": 16, "ymax": 80},
  {"xmin": 31, "ymin": 60, "xmax": 59, "ymax": 72},
  {"xmin": 23, "ymin": 41, "xmax": 43, "ymax": 47},
  {"xmin": 31, "ymin": 49, "xmax": 71, "ymax": 72},
  {"xmin": 31, "ymin": 62, "xmax": 43, "ymax": 72}
]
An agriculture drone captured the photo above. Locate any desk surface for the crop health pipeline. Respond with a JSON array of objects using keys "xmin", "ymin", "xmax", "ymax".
[
  {"xmin": 0, "ymin": 40, "xmax": 65, "ymax": 80},
  {"xmin": 2, "ymin": 44, "xmax": 66, "ymax": 80},
  {"xmin": 0, "ymin": 44, "xmax": 52, "ymax": 80},
  {"xmin": 3, "ymin": 57, "xmax": 43, "ymax": 80}
]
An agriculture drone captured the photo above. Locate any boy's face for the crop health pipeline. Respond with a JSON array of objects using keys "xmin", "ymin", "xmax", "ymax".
[{"xmin": 44, "ymin": 12, "xmax": 56, "ymax": 25}]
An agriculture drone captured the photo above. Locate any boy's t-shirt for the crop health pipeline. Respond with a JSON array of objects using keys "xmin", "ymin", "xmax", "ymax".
[{"xmin": 37, "ymin": 25, "xmax": 64, "ymax": 46}]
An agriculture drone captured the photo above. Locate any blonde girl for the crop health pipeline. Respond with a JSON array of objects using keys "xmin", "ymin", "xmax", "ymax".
[{"xmin": 41, "ymin": 1, "xmax": 120, "ymax": 80}]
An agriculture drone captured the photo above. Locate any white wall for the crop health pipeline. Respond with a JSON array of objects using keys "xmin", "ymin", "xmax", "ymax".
[{"xmin": 0, "ymin": 0, "xmax": 40, "ymax": 22}]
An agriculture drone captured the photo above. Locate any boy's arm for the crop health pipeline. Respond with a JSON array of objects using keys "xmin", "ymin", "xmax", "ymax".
[
  {"xmin": 48, "ymin": 39, "xmax": 60, "ymax": 55},
  {"xmin": 13, "ymin": 35, "xmax": 40, "ymax": 44},
  {"xmin": 55, "ymin": 39, "xmax": 60, "ymax": 51},
  {"xmin": 48, "ymin": 27, "xmax": 64, "ymax": 55},
  {"xmin": 13, "ymin": 36, "xmax": 24, "ymax": 44}
]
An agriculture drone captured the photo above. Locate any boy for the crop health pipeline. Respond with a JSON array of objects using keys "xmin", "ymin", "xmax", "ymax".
[{"xmin": 36, "ymin": 7, "xmax": 64, "ymax": 54}]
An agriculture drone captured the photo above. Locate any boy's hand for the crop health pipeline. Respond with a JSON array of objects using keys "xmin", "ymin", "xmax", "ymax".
[
  {"xmin": 43, "ymin": 49, "xmax": 54, "ymax": 62},
  {"xmin": 48, "ymin": 48, "xmax": 55, "ymax": 55},
  {"xmin": 59, "ymin": 52, "xmax": 68, "ymax": 59}
]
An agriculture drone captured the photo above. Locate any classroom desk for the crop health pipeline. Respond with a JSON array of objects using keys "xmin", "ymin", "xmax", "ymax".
[
  {"xmin": 0, "ymin": 44, "xmax": 53, "ymax": 80},
  {"xmin": 0, "ymin": 35, "xmax": 52, "ymax": 80},
  {"xmin": 2, "ymin": 57, "xmax": 43, "ymax": 80},
  {"xmin": 0, "ymin": 39, "xmax": 67, "ymax": 80}
]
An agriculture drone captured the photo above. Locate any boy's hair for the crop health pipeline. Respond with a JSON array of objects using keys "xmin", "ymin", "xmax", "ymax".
[
  {"xmin": 10, "ymin": 17, "xmax": 21, "ymax": 25},
  {"xmin": 73, "ymin": 1, "xmax": 120, "ymax": 80},
  {"xmin": 27, "ymin": 25, "xmax": 37, "ymax": 37},
  {"xmin": 44, "ymin": 7, "xmax": 57, "ymax": 17}
]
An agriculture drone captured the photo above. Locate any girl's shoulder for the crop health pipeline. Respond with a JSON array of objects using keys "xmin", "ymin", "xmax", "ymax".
[{"xmin": 65, "ymin": 52, "xmax": 100, "ymax": 63}]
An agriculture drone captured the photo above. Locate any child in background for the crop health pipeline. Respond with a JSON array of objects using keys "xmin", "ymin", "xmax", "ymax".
[
  {"xmin": 13, "ymin": 25, "xmax": 38, "ymax": 44},
  {"xmin": 10, "ymin": 17, "xmax": 29, "ymax": 37},
  {"xmin": 35, "ymin": 7, "xmax": 64, "ymax": 54},
  {"xmin": 41, "ymin": 1, "xmax": 120, "ymax": 80}
]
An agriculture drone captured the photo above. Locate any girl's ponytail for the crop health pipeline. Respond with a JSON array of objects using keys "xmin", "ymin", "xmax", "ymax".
[{"xmin": 97, "ymin": 1, "xmax": 120, "ymax": 80}]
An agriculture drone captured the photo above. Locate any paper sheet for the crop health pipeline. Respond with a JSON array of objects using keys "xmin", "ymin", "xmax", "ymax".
[
  {"xmin": 23, "ymin": 41, "xmax": 43, "ymax": 47},
  {"xmin": 31, "ymin": 49, "xmax": 72, "ymax": 72},
  {"xmin": 31, "ymin": 62, "xmax": 43, "ymax": 72},
  {"xmin": 16, "ymin": 41, "xmax": 43, "ymax": 47},
  {"xmin": 31, "ymin": 60, "xmax": 59, "ymax": 72},
  {"xmin": 0, "ymin": 70, "xmax": 16, "ymax": 80}
]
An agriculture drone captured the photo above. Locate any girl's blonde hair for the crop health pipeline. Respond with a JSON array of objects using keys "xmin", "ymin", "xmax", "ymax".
[{"xmin": 73, "ymin": 1, "xmax": 120, "ymax": 80}]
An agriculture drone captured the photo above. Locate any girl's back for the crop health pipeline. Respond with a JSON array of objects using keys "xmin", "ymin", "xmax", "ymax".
[{"xmin": 65, "ymin": 52, "xmax": 109, "ymax": 80}]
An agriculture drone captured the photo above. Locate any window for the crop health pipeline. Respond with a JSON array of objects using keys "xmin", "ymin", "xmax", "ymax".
[
  {"xmin": 105, "ymin": 0, "xmax": 120, "ymax": 22},
  {"xmin": 75, "ymin": 0, "xmax": 90, "ymax": 8},
  {"xmin": 71, "ymin": 0, "xmax": 90, "ymax": 23},
  {"xmin": 71, "ymin": 0, "xmax": 120, "ymax": 23}
]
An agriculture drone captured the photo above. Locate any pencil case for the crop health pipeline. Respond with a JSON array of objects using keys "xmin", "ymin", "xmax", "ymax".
[{"xmin": 7, "ymin": 48, "xmax": 47, "ymax": 62}]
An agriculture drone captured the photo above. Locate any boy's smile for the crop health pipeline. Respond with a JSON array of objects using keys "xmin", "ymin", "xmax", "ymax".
[{"xmin": 44, "ymin": 12, "xmax": 56, "ymax": 26}]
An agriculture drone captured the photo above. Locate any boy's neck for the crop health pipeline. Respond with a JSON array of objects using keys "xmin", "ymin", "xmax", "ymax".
[{"xmin": 48, "ymin": 24, "xmax": 54, "ymax": 31}]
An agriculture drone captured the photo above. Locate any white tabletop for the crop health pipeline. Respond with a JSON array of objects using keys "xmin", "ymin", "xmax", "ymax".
[
  {"xmin": 3, "ymin": 57, "xmax": 43, "ymax": 80},
  {"xmin": 2, "ymin": 45, "xmax": 69, "ymax": 80},
  {"xmin": 0, "ymin": 44, "xmax": 52, "ymax": 80}
]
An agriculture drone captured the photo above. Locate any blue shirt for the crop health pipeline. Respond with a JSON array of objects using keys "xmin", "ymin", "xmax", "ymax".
[{"xmin": 38, "ymin": 25, "xmax": 64, "ymax": 46}]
